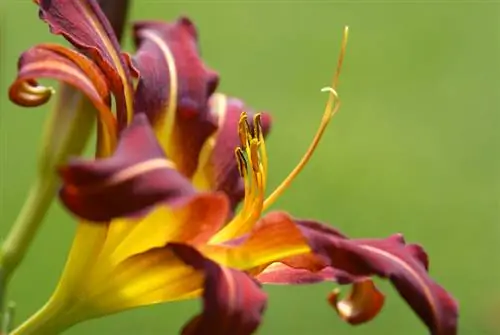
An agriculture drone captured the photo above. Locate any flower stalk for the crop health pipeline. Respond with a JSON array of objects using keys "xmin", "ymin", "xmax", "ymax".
[
  {"xmin": 0, "ymin": 177, "xmax": 58, "ymax": 277},
  {"xmin": 0, "ymin": 90, "xmax": 95, "ymax": 331}
]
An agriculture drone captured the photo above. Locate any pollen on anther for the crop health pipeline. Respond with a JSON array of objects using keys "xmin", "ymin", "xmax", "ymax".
[{"xmin": 235, "ymin": 148, "xmax": 248, "ymax": 177}]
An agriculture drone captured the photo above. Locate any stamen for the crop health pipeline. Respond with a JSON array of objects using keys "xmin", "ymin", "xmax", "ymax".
[
  {"xmin": 238, "ymin": 112, "xmax": 250, "ymax": 149},
  {"xmin": 210, "ymin": 113, "xmax": 268, "ymax": 243},
  {"xmin": 235, "ymin": 148, "xmax": 247, "ymax": 178},
  {"xmin": 254, "ymin": 113, "xmax": 269, "ymax": 188},
  {"xmin": 263, "ymin": 26, "xmax": 349, "ymax": 210},
  {"xmin": 211, "ymin": 26, "xmax": 348, "ymax": 244},
  {"xmin": 253, "ymin": 114, "xmax": 262, "ymax": 140},
  {"xmin": 235, "ymin": 147, "xmax": 253, "ymax": 218},
  {"xmin": 250, "ymin": 139, "xmax": 261, "ymax": 173}
]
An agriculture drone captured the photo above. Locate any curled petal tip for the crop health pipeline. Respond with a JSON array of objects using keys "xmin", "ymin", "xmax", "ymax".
[
  {"xmin": 9, "ymin": 81, "xmax": 54, "ymax": 107},
  {"xmin": 328, "ymin": 280, "xmax": 385, "ymax": 325}
]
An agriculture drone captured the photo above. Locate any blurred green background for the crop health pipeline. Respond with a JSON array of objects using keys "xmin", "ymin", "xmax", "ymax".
[{"xmin": 1, "ymin": 0, "xmax": 499, "ymax": 334}]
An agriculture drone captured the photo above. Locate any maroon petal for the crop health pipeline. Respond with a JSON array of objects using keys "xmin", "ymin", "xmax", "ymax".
[
  {"xmin": 132, "ymin": 17, "xmax": 219, "ymax": 178},
  {"xmin": 298, "ymin": 220, "xmax": 458, "ymax": 335},
  {"xmin": 168, "ymin": 243, "xmax": 267, "ymax": 335},
  {"xmin": 59, "ymin": 114, "xmax": 195, "ymax": 222},
  {"xmin": 38, "ymin": 0, "xmax": 134, "ymax": 127},
  {"xmin": 195, "ymin": 94, "xmax": 272, "ymax": 210},
  {"xmin": 96, "ymin": 0, "xmax": 129, "ymax": 42}
]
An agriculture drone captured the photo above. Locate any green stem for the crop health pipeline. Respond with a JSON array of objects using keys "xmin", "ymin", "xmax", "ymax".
[
  {"xmin": 0, "ymin": 176, "xmax": 58, "ymax": 332},
  {"xmin": 0, "ymin": 177, "xmax": 58, "ymax": 277},
  {"xmin": 1, "ymin": 301, "xmax": 16, "ymax": 334},
  {"xmin": 0, "ymin": 90, "xmax": 94, "ymax": 330}
]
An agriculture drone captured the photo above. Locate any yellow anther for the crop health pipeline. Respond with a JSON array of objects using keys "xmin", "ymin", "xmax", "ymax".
[
  {"xmin": 235, "ymin": 147, "xmax": 247, "ymax": 178},
  {"xmin": 238, "ymin": 112, "xmax": 250, "ymax": 148},
  {"xmin": 253, "ymin": 113, "xmax": 262, "ymax": 140},
  {"xmin": 249, "ymin": 139, "xmax": 261, "ymax": 173}
]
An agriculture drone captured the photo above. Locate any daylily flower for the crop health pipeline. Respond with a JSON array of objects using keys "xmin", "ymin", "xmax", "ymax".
[{"xmin": 8, "ymin": 0, "xmax": 458, "ymax": 334}]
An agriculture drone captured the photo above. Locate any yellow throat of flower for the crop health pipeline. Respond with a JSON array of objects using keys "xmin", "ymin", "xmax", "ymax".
[{"xmin": 210, "ymin": 26, "xmax": 349, "ymax": 244}]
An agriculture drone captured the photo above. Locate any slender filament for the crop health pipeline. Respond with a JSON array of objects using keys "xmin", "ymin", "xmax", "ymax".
[{"xmin": 263, "ymin": 26, "xmax": 349, "ymax": 210}]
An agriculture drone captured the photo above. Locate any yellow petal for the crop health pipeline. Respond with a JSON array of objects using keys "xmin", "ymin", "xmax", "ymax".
[
  {"xmin": 88, "ymin": 247, "xmax": 203, "ymax": 314},
  {"xmin": 52, "ymin": 221, "xmax": 108, "ymax": 300},
  {"xmin": 103, "ymin": 193, "xmax": 229, "ymax": 266}
]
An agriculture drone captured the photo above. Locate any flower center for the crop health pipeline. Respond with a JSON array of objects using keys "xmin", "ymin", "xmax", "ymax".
[{"xmin": 210, "ymin": 26, "xmax": 349, "ymax": 244}]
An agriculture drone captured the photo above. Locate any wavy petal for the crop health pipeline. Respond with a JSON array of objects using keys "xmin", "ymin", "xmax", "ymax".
[
  {"xmin": 59, "ymin": 114, "xmax": 194, "ymax": 221},
  {"xmin": 8, "ymin": 43, "xmax": 117, "ymax": 156},
  {"xmin": 253, "ymin": 242, "xmax": 383, "ymax": 323},
  {"xmin": 132, "ymin": 17, "xmax": 219, "ymax": 177},
  {"xmin": 193, "ymin": 94, "xmax": 272, "ymax": 210},
  {"xmin": 255, "ymin": 251, "xmax": 357, "ymax": 285},
  {"xmin": 38, "ymin": 0, "xmax": 134, "ymax": 127},
  {"xmin": 298, "ymin": 220, "xmax": 458, "ymax": 335},
  {"xmin": 168, "ymin": 244, "xmax": 267, "ymax": 335}
]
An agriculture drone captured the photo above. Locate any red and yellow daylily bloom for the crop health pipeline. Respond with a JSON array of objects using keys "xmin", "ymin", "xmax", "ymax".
[{"xmin": 8, "ymin": 1, "xmax": 458, "ymax": 334}]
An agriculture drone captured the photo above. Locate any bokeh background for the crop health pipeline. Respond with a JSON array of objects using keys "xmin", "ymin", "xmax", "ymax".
[{"xmin": 1, "ymin": 0, "xmax": 499, "ymax": 334}]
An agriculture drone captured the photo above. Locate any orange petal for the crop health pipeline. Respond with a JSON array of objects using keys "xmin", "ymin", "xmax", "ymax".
[{"xmin": 202, "ymin": 211, "xmax": 310, "ymax": 270}]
